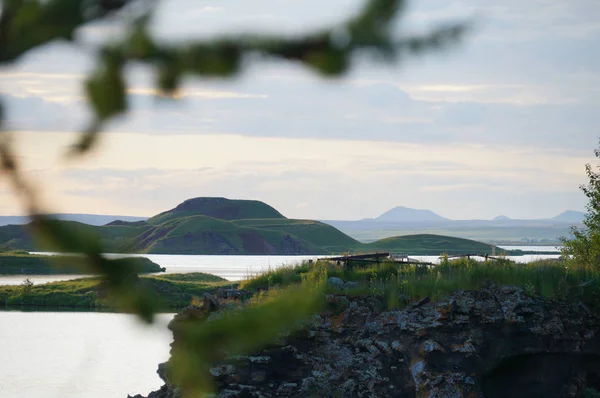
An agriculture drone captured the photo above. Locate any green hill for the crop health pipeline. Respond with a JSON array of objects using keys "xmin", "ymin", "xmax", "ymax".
[
  {"xmin": 0, "ymin": 221, "xmax": 151, "ymax": 252},
  {"xmin": 119, "ymin": 215, "xmax": 327, "ymax": 255},
  {"xmin": 148, "ymin": 197, "xmax": 285, "ymax": 225},
  {"xmin": 233, "ymin": 218, "xmax": 358, "ymax": 253},
  {"xmin": 0, "ymin": 251, "xmax": 164, "ymax": 274},
  {"xmin": 363, "ymin": 234, "xmax": 505, "ymax": 255}
]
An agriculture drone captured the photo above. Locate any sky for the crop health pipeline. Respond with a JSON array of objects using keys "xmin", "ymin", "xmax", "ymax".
[{"xmin": 1, "ymin": 0, "xmax": 599, "ymax": 220}]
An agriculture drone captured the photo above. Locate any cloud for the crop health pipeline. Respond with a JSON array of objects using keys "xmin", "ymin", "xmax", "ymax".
[
  {"xmin": 0, "ymin": 0, "xmax": 597, "ymax": 219},
  {"xmin": 6, "ymin": 129, "xmax": 588, "ymax": 219}
]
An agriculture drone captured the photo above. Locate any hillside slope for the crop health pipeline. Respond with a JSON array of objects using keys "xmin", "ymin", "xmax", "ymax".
[
  {"xmin": 232, "ymin": 219, "xmax": 358, "ymax": 252},
  {"xmin": 148, "ymin": 197, "xmax": 285, "ymax": 225},
  {"xmin": 119, "ymin": 215, "xmax": 327, "ymax": 255}
]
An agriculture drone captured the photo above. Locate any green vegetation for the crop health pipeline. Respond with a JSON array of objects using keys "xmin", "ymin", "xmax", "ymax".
[
  {"xmin": 563, "ymin": 140, "xmax": 600, "ymax": 268},
  {"xmin": 232, "ymin": 218, "xmax": 359, "ymax": 252},
  {"xmin": 363, "ymin": 234, "xmax": 509, "ymax": 255},
  {"xmin": 0, "ymin": 252, "xmax": 164, "ymax": 275},
  {"xmin": 240, "ymin": 257, "xmax": 600, "ymax": 307},
  {"xmin": 147, "ymin": 197, "xmax": 285, "ymax": 225},
  {"xmin": 0, "ymin": 273, "xmax": 231, "ymax": 309},
  {"xmin": 119, "ymin": 215, "xmax": 327, "ymax": 255}
]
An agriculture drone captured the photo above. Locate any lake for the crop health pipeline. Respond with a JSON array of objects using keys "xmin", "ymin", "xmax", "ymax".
[{"xmin": 0, "ymin": 312, "xmax": 173, "ymax": 398}]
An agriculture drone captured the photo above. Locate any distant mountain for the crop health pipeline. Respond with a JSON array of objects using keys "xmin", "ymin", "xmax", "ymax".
[
  {"xmin": 493, "ymin": 215, "xmax": 510, "ymax": 221},
  {"xmin": 551, "ymin": 210, "xmax": 585, "ymax": 223},
  {"xmin": 148, "ymin": 197, "xmax": 285, "ymax": 225},
  {"xmin": 376, "ymin": 206, "xmax": 448, "ymax": 223},
  {"xmin": 0, "ymin": 214, "xmax": 147, "ymax": 227}
]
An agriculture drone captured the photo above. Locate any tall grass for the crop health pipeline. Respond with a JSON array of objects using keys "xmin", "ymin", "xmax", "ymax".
[{"xmin": 240, "ymin": 258, "xmax": 600, "ymax": 307}]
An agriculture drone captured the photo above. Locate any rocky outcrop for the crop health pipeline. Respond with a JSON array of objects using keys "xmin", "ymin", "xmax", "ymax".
[{"xmin": 133, "ymin": 286, "xmax": 600, "ymax": 397}]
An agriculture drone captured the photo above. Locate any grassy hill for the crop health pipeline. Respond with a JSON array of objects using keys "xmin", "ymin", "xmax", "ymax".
[
  {"xmin": 148, "ymin": 197, "xmax": 285, "ymax": 225},
  {"xmin": 362, "ymin": 234, "xmax": 505, "ymax": 255},
  {"xmin": 0, "ymin": 221, "xmax": 151, "ymax": 252},
  {"xmin": 233, "ymin": 218, "xmax": 358, "ymax": 253},
  {"xmin": 119, "ymin": 215, "xmax": 328, "ymax": 255}
]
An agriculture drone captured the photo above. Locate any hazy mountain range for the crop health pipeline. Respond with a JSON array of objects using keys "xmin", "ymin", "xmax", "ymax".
[
  {"xmin": 368, "ymin": 206, "xmax": 585, "ymax": 224},
  {"xmin": 322, "ymin": 207, "xmax": 585, "ymax": 244}
]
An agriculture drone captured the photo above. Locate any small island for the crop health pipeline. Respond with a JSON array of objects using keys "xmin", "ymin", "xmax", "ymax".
[{"xmin": 0, "ymin": 250, "xmax": 165, "ymax": 275}]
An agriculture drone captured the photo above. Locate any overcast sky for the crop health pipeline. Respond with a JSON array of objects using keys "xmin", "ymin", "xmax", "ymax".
[{"xmin": 1, "ymin": 0, "xmax": 599, "ymax": 220}]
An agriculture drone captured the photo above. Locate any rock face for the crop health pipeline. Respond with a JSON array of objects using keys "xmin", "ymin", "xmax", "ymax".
[{"xmin": 133, "ymin": 286, "xmax": 600, "ymax": 397}]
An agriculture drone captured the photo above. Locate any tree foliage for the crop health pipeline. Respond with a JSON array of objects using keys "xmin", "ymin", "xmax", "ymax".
[
  {"xmin": 563, "ymin": 141, "xmax": 600, "ymax": 268},
  {"xmin": 0, "ymin": 0, "xmax": 468, "ymax": 394}
]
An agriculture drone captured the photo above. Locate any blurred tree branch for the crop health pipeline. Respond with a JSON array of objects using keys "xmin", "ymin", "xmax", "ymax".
[{"xmin": 0, "ymin": 0, "xmax": 468, "ymax": 393}]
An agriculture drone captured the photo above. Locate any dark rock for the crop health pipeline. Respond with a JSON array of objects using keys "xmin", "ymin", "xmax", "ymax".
[
  {"xmin": 135, "ymin": 287, "xmax": 600, "ymax": 397},
  {"xmin": 203, "ymin": 293, "xmax": 219, "ymax": 312},
  {"xmin": 217, "ymin": 288, "xmax": 248, "ymax": 301}
]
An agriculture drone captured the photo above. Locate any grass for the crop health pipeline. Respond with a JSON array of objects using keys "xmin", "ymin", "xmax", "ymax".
[
  {"xmin": 361, "ymin": 234, "xmax": 508, "ymax": 255},
  {"xmin": 232, "ymin": 218, "xmax": 359, "ymax": 252},
  {"xmin": 239, "ymin": 257, "xmax": 600, "ymax": 308},
  {"xmin": 0, "ymin": 273, "xmax": 234, "ymax": 310},
  {"xmin": 147, "ymin": 198, "xmax": 285, "ymax": 225}
]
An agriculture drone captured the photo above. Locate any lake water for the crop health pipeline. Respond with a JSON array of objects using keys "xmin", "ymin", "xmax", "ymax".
[
  {"xmin": 0, "ymin": 249, "xmax": 565, "ymax": 397},
  {"xmin": 0, "ymin": 312, "xmax": 173, "ymax": 398},
  {"xmin": 497, "ymin": 245, "xmax": 562, "ymax": 252}
]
